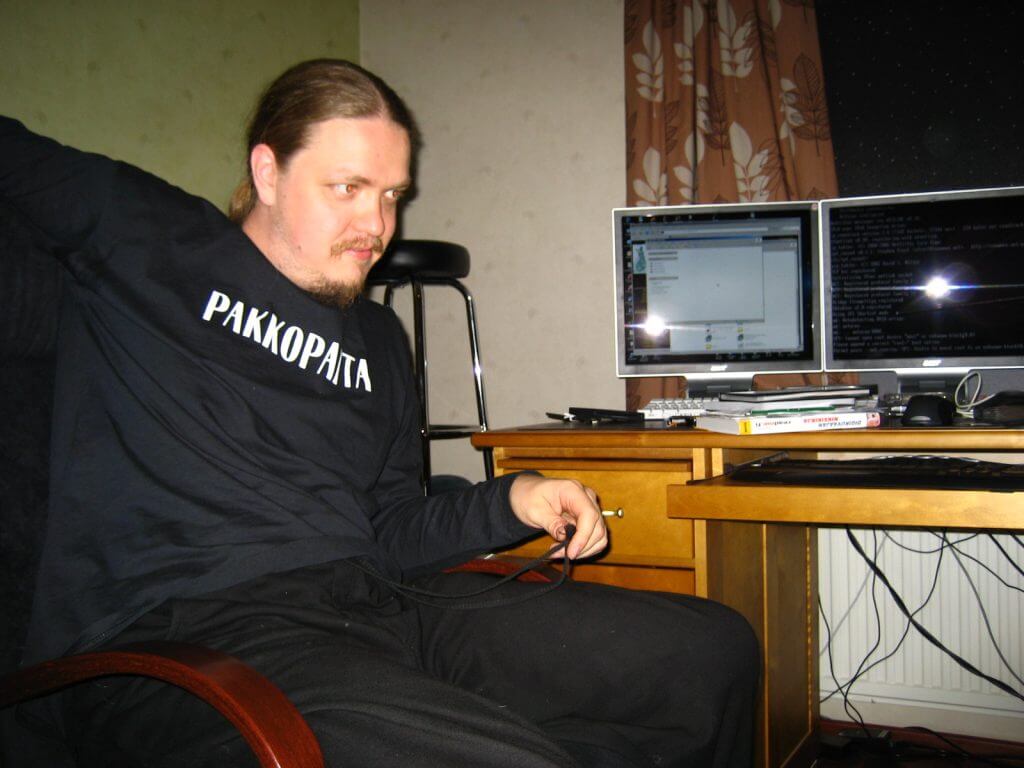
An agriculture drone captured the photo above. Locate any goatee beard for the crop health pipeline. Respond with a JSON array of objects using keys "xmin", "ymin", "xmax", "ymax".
[
  {"xmin": 306, "ymin": 277, "xmax": 366, "ymax": 310},
  {"xmin": 308, "ymin": 236, "xmax": 385, "ymax": 309}
]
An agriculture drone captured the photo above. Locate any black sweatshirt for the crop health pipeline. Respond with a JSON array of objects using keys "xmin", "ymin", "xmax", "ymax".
[{"xmin": 1, "ymin": 117, "xmax": 532, "ymax": 664}]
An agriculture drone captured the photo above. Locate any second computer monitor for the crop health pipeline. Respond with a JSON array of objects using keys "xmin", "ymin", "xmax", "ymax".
[
  {"xmin": 821, "ymin": 186, "xmax": 1024, "ymax": 393},
  {"xmin": 613, "ymin": 201, "xmax": 820, "ymax": 394}
]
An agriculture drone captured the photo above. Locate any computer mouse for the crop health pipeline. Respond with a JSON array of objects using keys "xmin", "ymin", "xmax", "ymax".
[
  {"xmin": 973, "ymin": 390, "xmax": 1024, "ymax": 426},
  {"xmin": 901, "ymin": 394, "xmax": 956, "ymax": 427}
]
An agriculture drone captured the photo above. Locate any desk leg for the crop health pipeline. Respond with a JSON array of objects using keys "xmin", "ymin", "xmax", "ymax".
[{"xmin": 703, "ymin": 520, "xmax": 819, "ymax": 768}]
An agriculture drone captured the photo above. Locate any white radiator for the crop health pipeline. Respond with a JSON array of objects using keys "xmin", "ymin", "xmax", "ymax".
[{"xmin": 818, "ymin": 527, "xmax": 1024, "ymax": 736}]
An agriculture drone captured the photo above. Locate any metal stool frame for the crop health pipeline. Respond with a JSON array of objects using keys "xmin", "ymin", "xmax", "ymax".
[{"xmin": 376, "ymin": 252, "xmax": 493, "ymax": 494}]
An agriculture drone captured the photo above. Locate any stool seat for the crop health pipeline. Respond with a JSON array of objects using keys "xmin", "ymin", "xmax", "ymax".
[{"xmin": 368, "ymin": 240, "xmax": 470, "ymax": 283}]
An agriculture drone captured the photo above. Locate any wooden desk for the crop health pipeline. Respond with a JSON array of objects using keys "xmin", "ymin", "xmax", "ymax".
[{"xmin": 472, "ymin": 423, "xmax": 1024, "ymax": 768}]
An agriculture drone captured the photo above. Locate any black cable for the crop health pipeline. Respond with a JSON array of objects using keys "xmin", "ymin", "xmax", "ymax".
[
  {"xmin": 841, "ymin": 530, "xmax": 884, "ymax": 733},
  {"xmin": 942, "ymin": 532, "xmax": 1024, "ymax": 689},
  {"xmin": 351, "ymin": 526, "xmax": 576, "ymax": 610},
  {"xmin": 826, "ymin": 530, "xmax": 978, "ymax": 645},
  {"xmin": 820, "ymin": 530, "xmax": 946, "ymax": 708},
  {"xmin": 827, "ymin": 531, "xmax": 900, "ymax": 640},
  {"xmin": 827, "ymin": 530, "xmax": 1020, "ymax": 696},
  {"xmin": 845, "ymin": 527, "xmax": 1024, "ymax": 703},
  {"xmin": 818, "ymin": 594, "xmax": 867, "ymax": 729},
  {"xmin": 819, "ymin": 531, "xmax": 892, "ymax": 733},
  {"xmin": 830, "ymin": 531, "xmax": 1024, "ymax": 766},
  {"xmin": 883, "ymin": 530, "xmax": 979, "ymax": 555},
  {"xmin": 932, "ymin": 532, "xmax": 1024, "ymax": 596},
  {"xmin": 988, "ymin": 533, "xmax": 1024, "ymax": 580}
]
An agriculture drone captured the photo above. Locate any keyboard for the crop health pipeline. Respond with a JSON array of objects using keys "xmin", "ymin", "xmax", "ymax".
[
  {"xmin": 640, "ymin": 397, "xmax": 718, "ymax": 419},
  {"xmin": 728, "ymin": 454, "xmax": 1024, "ymax": 491}
]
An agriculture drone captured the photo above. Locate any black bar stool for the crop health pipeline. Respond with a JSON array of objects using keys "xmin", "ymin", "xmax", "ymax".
[{"xmin": 367, "ymin": 240, "xmax": 492, "ymax": 494}]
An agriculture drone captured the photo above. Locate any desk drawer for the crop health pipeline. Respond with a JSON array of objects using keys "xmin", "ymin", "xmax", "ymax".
[{"xmin": 495, "ymin": 461, "xmax": 695, "ymax": 567}]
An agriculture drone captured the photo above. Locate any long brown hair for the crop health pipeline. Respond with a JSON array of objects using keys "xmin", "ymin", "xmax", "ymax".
[{"xmin": 228, "ymin": 59, "xmax": 419, "ymax": 223}]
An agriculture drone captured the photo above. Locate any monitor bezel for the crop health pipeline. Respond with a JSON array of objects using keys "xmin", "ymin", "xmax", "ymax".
[
  {"xmin": 613, "ymin": 200, "xmax": 822, "ymax": 380},
  {"xmin": 820, "ymin": 185, "xmax": 1024, "ymax": 377}
]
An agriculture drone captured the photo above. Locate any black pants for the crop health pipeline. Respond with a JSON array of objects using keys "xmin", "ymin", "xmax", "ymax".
[{"xmin": 55, "ymin": 560, "xmax": 758, "ymax": 767}]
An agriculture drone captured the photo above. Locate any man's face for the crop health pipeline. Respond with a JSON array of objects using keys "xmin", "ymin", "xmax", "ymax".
[{"xmin": 248, "ymin": 116, "xmax": 412, "ymax": 307}]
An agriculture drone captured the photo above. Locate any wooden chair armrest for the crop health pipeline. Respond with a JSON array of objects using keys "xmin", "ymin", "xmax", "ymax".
[
  {"xmin": 0, "ymin": 640, "xmax": 323, "ymax": 768},
  {"xmin": 448, "ymin": 555, "xmax": 559, "ymax": 582}
]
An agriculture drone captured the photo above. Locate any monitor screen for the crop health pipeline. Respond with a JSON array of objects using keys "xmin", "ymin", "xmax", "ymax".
[
  {"xmin": 822, "ymin": 186, "xmax": 1024, "ymax": 390},
  {"xmin": 613, "ymin": 201, "xmax": 820, "ymax": 392}
]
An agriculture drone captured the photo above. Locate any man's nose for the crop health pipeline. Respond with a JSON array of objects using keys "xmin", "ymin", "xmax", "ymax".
[{"xmin": 354, "ymin": 195, "xmax": 387, "ymax": 237}]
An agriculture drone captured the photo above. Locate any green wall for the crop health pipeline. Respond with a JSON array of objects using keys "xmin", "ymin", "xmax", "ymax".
[{"xmin": 0, "ymin": 0, "xmax": 361, "ymax": 210}]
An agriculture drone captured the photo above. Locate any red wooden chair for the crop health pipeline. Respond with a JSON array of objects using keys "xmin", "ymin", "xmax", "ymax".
[{"xmin": 0, "ymin": 642, "xmax": 325, "ymax": 768}]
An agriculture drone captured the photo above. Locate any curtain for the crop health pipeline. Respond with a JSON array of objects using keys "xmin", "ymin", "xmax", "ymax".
[{"xmin": 623, "ymin": 0, "xmax": 841, "ymax": 409}]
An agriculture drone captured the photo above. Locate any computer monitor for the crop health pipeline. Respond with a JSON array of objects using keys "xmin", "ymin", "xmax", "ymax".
[
  {"xmin": 821, "ymin": 186, "xmax": 1024, "ymax": 394},
  {"xmin": 613, "ymin": 201, "xmax": 821, "ymax": 395}
]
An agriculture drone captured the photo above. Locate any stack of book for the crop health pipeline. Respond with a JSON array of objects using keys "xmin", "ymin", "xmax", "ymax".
[{"xmin": 695, "ymin": 386, "xmax": 882, "ymax": 435}]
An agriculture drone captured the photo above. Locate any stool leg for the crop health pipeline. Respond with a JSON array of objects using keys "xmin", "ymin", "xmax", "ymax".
[
  {"xmin": 411, "ymin": 280, "xmax": 432, "ymax": 494},
  {"xmin": 448, "ymin": 279, "xmax": 492, "ymax": 481}
]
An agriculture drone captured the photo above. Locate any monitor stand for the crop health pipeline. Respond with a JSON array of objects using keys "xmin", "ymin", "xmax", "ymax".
[
  {"xmin": 856, "ymin": 370, "xmax": 962, "ymax": 399},
  {"xmin": 859, "ymin": 369, "xmax": 1024, "ymax": 401},
  {"xmin": 684, "ymin": 375, "xmax": 754, "ymax": 398},
  {"xmin": 897, "ymin": 372, "xmax": 967, "ymax": 398}
]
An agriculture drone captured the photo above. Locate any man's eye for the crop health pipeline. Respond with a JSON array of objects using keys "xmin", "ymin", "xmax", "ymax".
[
  {"xmin": 333, "ymin": 183, "xmax": 356, "ymax": 195},
  {"xmin": 385, "ymin": 188, "xmax": 405, "ymax": 202}
]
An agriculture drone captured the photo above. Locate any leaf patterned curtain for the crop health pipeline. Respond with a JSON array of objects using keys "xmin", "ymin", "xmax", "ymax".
[{"xmin": 623, "ymin": 0, "xmax": 841, "ymax": 409}]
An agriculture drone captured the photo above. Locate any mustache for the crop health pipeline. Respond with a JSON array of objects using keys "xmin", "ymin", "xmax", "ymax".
[{"xmin": 330, "ymin": 237, "xmax": 385, "ymax": 257}]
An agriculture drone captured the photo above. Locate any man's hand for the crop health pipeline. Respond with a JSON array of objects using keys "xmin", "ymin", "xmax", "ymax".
[{"xmin": 508, "ymin": 474, "xmax": 608, "ymax": 559}]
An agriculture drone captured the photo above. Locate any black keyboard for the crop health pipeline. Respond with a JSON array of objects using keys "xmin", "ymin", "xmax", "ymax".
[{"xmin": 728, "ymin": 454, "xmax": 1024, "ymax": 491}]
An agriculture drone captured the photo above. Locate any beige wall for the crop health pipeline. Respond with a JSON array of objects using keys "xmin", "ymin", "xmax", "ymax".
[
  {"xmin": 362, "ymin": 0, "xmax": 626, "ymax": 482},
  {"xmin": 1, "ymin": 0, "xmax": 360, "ymax": 210}
]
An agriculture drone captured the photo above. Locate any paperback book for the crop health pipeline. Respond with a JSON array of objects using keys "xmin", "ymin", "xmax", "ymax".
[{"xmin": 695, "ymin": 409, "xmax": 882, "ymax": 435}]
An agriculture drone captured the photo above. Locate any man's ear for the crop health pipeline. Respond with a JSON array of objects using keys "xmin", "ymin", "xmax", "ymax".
[{"xmin": 250, "ymin": 144, "xmax": 279, "ymax": 206}]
